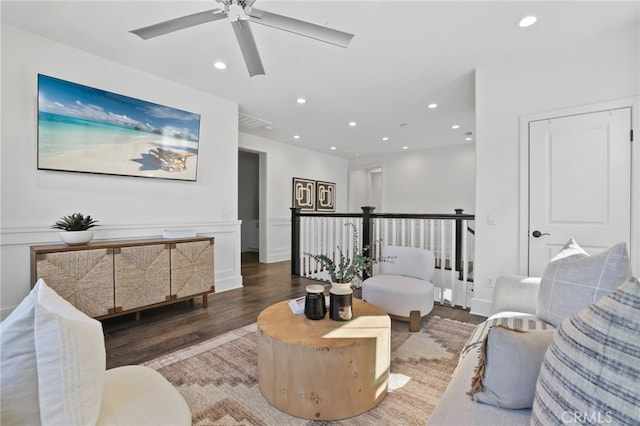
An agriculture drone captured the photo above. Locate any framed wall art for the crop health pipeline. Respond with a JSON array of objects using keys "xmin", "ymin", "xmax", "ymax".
[
  {"xmin": 316, "ymin": 181, "xmax": 336, "ymax": 212},
  {"xmin": 37, "ymin": 74, "xmax": 201, "ymax": 181},
  {"xmin": 292, "ymin": 178, "xmax": 316, "ymax": 210}
]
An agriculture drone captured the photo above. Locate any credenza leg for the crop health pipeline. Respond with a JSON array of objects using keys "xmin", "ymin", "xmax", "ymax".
[{"xmin": 202, "ymin": 294, "xmax": 208, "ymax": 308}]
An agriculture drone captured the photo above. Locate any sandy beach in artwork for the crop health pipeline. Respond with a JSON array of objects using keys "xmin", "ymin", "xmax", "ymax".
[{"xmin": 39, "ymin": 134, "xmax": 199, "ymax": 181}]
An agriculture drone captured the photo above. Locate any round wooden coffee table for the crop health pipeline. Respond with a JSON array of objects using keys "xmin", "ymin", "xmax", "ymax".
[{"xmin": 256, "ymin": 298, "xmax": 390, "ymax": 420}]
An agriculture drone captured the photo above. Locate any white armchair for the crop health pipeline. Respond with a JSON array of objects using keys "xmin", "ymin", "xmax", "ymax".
[{"xmin": 362, "ymin": 246, "xmax": 435, "ymax": 331}]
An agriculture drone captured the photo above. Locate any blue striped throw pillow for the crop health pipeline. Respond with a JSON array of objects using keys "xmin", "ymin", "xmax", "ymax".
[{"xmin": 531, "ymin": 277, "xmax": 640, "ymax": 425}]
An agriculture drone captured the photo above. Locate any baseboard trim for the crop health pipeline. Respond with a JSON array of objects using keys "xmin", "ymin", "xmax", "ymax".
[
  {"xmin": 214, "ymin": 275, "xmax": 243, "ymax": 293},
  {"xmin": 470, "ymin": 298, "xmax": 492, "ymax": 317}
]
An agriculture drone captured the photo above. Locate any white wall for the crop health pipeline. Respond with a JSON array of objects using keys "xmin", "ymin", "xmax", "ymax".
[
  {"xmin": 349, "ymin": 143, "xmax": 476, "ymax": 215},
  {"xmin": 238, "ymin": 132, "xmax": 349, "ymax": 263},
  {"xmin": 1, "ymin": 25, "xmax": 242, "ymax": 318},
  {"xmin": 473, "ymin": 23, "xmax": 640, "ymax": 315}
]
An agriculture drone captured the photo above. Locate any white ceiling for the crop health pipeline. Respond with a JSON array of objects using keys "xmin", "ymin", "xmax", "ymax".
[{"xmin": 2, "ymin": 1, "xmax": 639, "ymax": 159}]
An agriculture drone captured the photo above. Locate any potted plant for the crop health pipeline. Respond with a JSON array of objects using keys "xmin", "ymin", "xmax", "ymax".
[
  {"xmin": 305, "ymin": 223, "xmax": 390, "ymax": 321},
  {"xmin": 52, "ymin": 213, "xmax": 99, "ymax": 245},
  {"xmin": 305, "ymin": 223, "xmax": 377, "ymax": 286}
]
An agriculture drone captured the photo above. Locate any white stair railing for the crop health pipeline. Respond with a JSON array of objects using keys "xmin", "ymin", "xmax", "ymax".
[{"xmin": 293, "ymin": 209, "xmax": 474, "ymax": 309}]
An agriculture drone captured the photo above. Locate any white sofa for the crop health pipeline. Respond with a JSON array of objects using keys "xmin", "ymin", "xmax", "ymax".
[
  {"xmin": 429, "ymin": 275, "xmax": 549, "ymax": 425},
  {"xmin": 429, "ymin": 239, "xmax": 640, "ymax": 426}
]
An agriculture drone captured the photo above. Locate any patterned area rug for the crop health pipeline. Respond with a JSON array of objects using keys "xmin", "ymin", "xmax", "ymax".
[{"xmin": 144, "ymin": 316, "xmax": 476, "ymax": 425}]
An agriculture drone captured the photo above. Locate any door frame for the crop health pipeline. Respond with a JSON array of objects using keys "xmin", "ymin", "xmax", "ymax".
[
  {"xmin": 518, "ymin": 97, "xmax": 640, "ymax": 275},
  {"xmin": 238, "ymin": 147, "xmax": 268, "ymax": 263}
]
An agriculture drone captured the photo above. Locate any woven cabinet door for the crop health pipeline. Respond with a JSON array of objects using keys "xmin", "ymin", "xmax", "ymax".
[
  {"xmin": 114, "ymin": 244, "xmax": 170, "ymax": 311},
  {"xmin": 35, "ymin": 248, "xmax": 114, "ymax": 317},
  {"xmin": 170, "ymin": 239, "xmax": 214, "ymax": 298}
]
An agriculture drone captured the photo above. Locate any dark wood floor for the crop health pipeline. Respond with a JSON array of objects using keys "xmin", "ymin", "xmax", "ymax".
[{"xmin": 103, "ymin": 252, "xmax": 486, "ymax": 369}]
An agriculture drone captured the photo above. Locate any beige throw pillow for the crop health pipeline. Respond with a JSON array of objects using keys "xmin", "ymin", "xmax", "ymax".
[{"xmin": 468, "ymin": 325, "xmax": 555, "ymax": 409}]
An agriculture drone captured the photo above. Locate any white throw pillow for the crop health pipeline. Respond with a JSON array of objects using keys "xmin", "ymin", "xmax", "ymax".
[
  {"xmin": 536, "ymin": 239, "xmax": 630, "ymax": 326},
  {"xmin": 0, "ymin": 279, "xmax": 105, "ymax": 425},
  {"xmin": 1, "ymin": 282, "xmax": 43, "ymax": 425}
]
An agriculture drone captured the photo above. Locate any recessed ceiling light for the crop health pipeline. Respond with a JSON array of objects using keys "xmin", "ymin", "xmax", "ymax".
[
  {"xmin": 348, "ymin": 121, "xmax": 357, "ymax": 127},
  {"xmin": 465, "ymin": 137, "xmax": 473, "ymax": 141},
  {"xmin": 451, "ymin": 124, "xmax": 460, "ymax": 129},
  {"xmin": 382, "ymin": 137, "xmax": 389, "ymax": 141},
  {"xmin": 518, "ymin": 15, "xmax": 537, "ymax": 28},
  {"xmin": 213, "ymin": 61, "xmax": 227, "ymax": 70},
  {"xmin": 293, "ymin": 135, "xmax": 300, "ymax": 139},
  {"xmin": 402, "ymin": 146, "xmax": 409, "ymax": 150},
  {"xmin": 427, "ymin": 103, "xmax": 438, "ymax": 109},
  {"xmin": 330, "ymin": 146, "xmax": 337, "ymax": 150},
  {"xmin": 296, "ymin": 98, "xmax": 306, "ymax": 104}
]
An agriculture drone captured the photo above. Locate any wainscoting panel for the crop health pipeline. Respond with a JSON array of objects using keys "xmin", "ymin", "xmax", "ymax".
[{"xmin": 0, "ymin": 220, "xmax": 242, "ymax": 319}]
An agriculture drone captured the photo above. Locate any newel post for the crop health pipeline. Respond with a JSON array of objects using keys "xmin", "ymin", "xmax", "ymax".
[
  {"xmin": 454, "ymin": 208, "xmax": 464, "ymax": 275},
  {"xmin": 291, "ymin": 207, "xmax": 301, "ymax": 275},
  {"xmin": 361, "ymin": 206, "xmax": 376, "ymax": 280}
]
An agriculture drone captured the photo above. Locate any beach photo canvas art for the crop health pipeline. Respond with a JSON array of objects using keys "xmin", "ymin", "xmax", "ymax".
[{"xmin": 37, "ymin": 74, "xmax": 201, "ymax": 181}]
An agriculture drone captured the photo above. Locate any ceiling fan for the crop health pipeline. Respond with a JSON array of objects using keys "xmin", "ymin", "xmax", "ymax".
[{"xmin": 130, "ymin": 0, "xmax": 355, "ymax": 77}]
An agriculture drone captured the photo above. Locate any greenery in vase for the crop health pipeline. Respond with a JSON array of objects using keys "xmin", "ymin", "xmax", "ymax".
[
  {"xmin": 51, "ymin": 213, "xmax": 99, "ymax": 231},
  {"xmin": 305, "ymin": 223, "xmax": 378, "ymax": 284}
]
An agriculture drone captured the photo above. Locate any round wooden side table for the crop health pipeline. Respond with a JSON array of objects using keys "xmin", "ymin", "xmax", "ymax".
[{"xmin": 256, "ymin": 298, "xmax": 391, "ymax": 420}]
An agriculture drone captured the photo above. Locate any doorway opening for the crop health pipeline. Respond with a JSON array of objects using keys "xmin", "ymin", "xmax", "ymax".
[
  {"xmin": 238, "ymin": 149, "xmax": 260, "ymax": 265},
  {"xmin": 348, "ymin": 165, "xmax": 383, "ymax": 212}
]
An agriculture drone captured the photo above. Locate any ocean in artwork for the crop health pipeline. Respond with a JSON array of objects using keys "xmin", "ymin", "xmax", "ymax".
[{"xmin": 37, "ymin": 74, "xmax": 201, "ymax": 181}]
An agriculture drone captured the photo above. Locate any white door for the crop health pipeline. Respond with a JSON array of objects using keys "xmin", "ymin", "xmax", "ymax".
[{"xmin": 528, "ymin": 108, "xmax": 632, "ymax": 276}]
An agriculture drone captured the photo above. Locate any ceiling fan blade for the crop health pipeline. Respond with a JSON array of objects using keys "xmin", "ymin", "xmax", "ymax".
[
  {"xmin": 248, "ymin": 8, "xmax": 354, "ymax": 48},
  {"xmin": 130, "ymin": 9, "xmax": 227, "ymax": 40},
  {"xmin": 231, "ymin": 19, "xmax": 265, "ymax": 77}
]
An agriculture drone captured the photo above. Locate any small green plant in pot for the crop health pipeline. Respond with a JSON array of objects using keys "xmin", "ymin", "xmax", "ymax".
[
  {"xmin": 52, "ymin": 213, "xmax": 99, "ymax": 245},
  {"xmin": 305, "ymin": 223, "xmax": 381, "ymax": 286},
  {"xmin": 305, "ymin": 223, "xmax": 392, "ymax": 321}
]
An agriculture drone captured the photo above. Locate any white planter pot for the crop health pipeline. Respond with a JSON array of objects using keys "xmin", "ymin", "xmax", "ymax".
[
  {"xmin": 59, "ymin": 230, "xmax": 94, "ymax": 245},
  {"xmin": 329, "ymin": 282, "xmax": 353, "ymax": 321}
]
